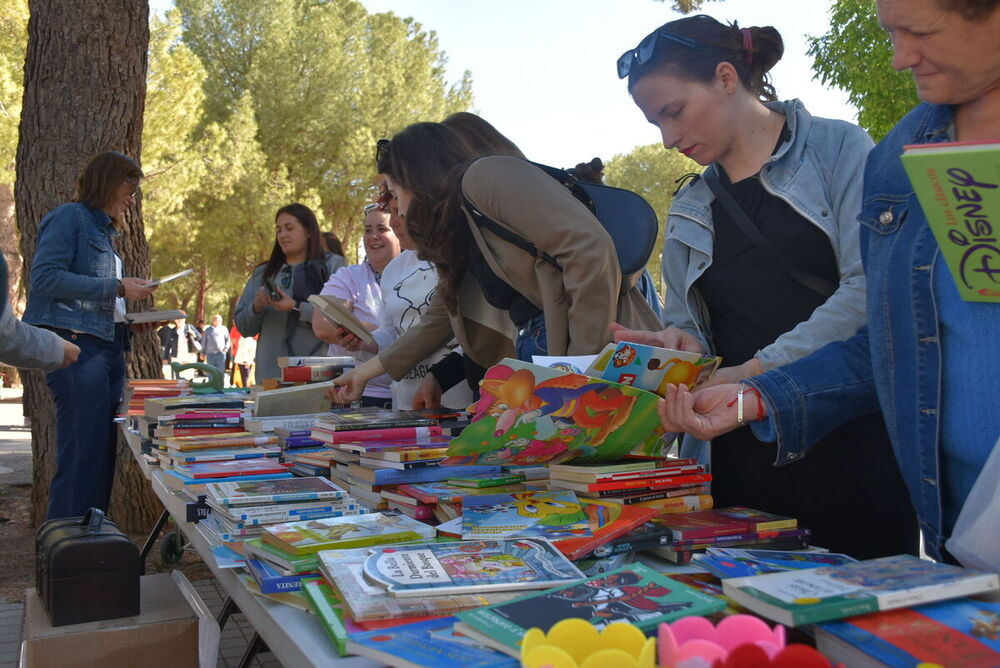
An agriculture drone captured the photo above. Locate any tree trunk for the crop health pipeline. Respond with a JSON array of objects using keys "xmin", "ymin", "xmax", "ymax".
[{"xmin": 16, "ymin": 0, "xmax": 160, "ymax": 532}]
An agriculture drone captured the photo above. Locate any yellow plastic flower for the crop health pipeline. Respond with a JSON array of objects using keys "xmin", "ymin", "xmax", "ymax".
[{"xmin": 521, "ymin": 619, "xmax": 656, "ymax": 668}]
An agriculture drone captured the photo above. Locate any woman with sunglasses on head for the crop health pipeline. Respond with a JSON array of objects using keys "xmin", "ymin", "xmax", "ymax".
[
  {"xmin": 329, "ymin": 121, "xmax": 662, "ymax": 405},
  {"xmin": 234, "ymin": 203, "xmax": 346, "ymax": 381},
  {"xmin": 313, "ymin": 202, "xmax": 400, "ymax": 408},
  {"xmin": 656, "ymin": 0, "xmax": 1000, "ymax": 565},
  {"xmin": 613, "ymin": 15, "xmax": 918, "ymax": 558},
  {"xmin": 23, "ymin": 151, "xmax": 157, "ymax": 519}
]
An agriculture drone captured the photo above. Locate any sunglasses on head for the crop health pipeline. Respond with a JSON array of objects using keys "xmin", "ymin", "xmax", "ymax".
[
  {"xmin": 375, "ymin": 138, "xmax": 390, "ymax": 167},
  {"xmin": 617, "ymin": 30, "xmax": 702, "ymax": 79}
]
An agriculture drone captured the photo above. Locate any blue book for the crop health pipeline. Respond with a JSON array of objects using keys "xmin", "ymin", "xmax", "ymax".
[
  {"xmin": 283, "ymin": 436, "xmax": 326, "ymax": 448},
  {"xmin": 245, "ymin": 557, "xmax": 315, "ymax": 594},
  {"xmin": 162, "ymin": 469, "xmax": 293, "ymax": 488},
  {"xmin": 694, "ymin": 548, "xmax": 857, "ymax": 579},
  {"xmin": 460, "ymin": 489, "xmax": 591, "ymax": 541},
  {"xmin": 345, "ymin": 617, "xmax": 518, "ymax": 668}
]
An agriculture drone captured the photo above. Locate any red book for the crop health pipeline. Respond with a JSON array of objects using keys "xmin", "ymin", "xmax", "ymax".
[
  {"xmin": 311, "ymin": 426, "xmax": 443, "ymax": 444},
  {"xmin": 156, "ymin": 426, "xmax": 245, "ymax": 438},
  {"xmin": 653, "ymin": 506, "xmax": 797, "ymax": 542},
  {"xmin": 280, "ymin": 366, "xmax": 340, "ymax": 382},
  {"xmin": 554, "ymin": 501, "xmax": 656, "ymax": 560},
  {"xmin": 172, "ymin": 458, "xmax": 291, "ymax": 479},
  {"xmin": 566, "ymin": 472, "xmax": 713, "ymax": 493}
]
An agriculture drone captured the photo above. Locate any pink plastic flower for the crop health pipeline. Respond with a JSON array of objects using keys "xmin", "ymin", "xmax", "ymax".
[{"xmin": 658, "ymin": 615, "xmax": 786, "ymax": 668}]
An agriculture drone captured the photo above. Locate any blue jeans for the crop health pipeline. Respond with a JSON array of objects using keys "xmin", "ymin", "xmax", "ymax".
[
  {"xmin": 205, "ymin": 351, "xmax": 226, "ymax": 372},
  {"xmin": 46, "ymin": 325, "xmax": 126, "ymax": 519},
  {"xmin": 514, "ymin": 314, "xmax": 548, "ymax": 362}
]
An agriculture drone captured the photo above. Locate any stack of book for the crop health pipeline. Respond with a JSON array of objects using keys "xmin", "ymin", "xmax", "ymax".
[
  {"xmin": 121, "ymin": 378, "xmax": 190, "ymax": 416},
  {"xmin": 155, "ymin": 430, "xmax": 288, "ymax": 492},
  {"xmin": 547, "ymin": 457, "xmax": 713, "ymax": 512}
]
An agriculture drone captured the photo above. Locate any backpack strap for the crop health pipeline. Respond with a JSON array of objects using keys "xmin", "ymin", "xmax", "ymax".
[{"xmin": 464, "ymin": 196, "xmax": 562, "ymax": 271}]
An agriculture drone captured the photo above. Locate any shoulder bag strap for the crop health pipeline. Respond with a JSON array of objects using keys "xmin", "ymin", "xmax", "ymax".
[
  {"xmin": 702, "ymin": 165, "xmax": 837, "ymax": 298},
  {"xmin": 464, "ymin": 197, "xmax": 562, "ymax": 270}
]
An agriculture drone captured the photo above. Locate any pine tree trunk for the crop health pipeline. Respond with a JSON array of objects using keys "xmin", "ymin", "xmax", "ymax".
[{"xmin": 15, "ymin": 0, "xmax": 160, "ymax": 532}]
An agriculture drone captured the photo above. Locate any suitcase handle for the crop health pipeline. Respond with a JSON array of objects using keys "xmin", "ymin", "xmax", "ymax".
[{"xmin": 81, "ymin": 507, "xmax": 104, "ymax": 532}]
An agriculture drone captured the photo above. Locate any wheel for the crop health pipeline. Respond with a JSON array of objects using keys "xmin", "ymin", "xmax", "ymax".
[{"xmin": 159, "ymin": 530, "xmax": 184, "ymax": 565}]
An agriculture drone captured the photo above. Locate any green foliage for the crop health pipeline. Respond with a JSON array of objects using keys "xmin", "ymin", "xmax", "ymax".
[
  {"xmin": 807, "ymin": 0, "xmax": 918, "ymax": 141},
  {"xmin": 0, "ymin": 0, "xmax": 27, "ymax": 181},
  {"xmin": 654, "ymin": 0, "xmax": 721, "ymax": 13},
  {"xmin": 605, "ymin": 143, "xmax": 702, "ymax": 294}
]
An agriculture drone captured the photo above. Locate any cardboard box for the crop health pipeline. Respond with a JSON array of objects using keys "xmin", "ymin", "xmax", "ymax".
[{"xmin": 24, "ymin": 573, "xmax": 200, "ymax": 667}]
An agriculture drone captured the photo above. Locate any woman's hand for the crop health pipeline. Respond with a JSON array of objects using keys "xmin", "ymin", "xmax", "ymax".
[
  {"xmin": 412, "ymin": 374, "xmax": 443, "ymax": 410},
  {"xmin": 656, "ymin": 382, "xmax": 767, "ymax": 441},
  {"xmin": 252, "ymin": 287, "xmax": 271, "ymax": 314},
  {"xmin": 611, "ymin": 322, "xmax": 705, "ymax": 353},
  {"xmin": 699, "ymin": 358, "xmax": 764, "ymax": 389},
  {"xmin": 326, "ymin": 357, "xmax": 386, "ymax": 405},
  {"xmin": 269, "ymin": 286, "xmax": 297, "ymax": 312},
  {"xmin": 60, "ymin": 340, "xmax": 80, "ymax": 367},
  {"xmin": 121, "ymin": 277, "xmax": 157, "ymax": 300}
]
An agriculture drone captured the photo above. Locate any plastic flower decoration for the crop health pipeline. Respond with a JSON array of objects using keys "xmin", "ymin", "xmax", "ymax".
[
  {"xmin": 658, "ymin": 615, "xmax": 786, "ymax": 667},
  {"xmin": 520, "ymin": 619, "xmax": 656, "ymax": 668}
]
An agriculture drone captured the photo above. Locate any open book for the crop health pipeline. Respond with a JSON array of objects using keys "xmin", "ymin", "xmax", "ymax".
[
  {"xmin": 124, "ymin": 309, "xmax": 186, "ymax": 324},
  {"xmin": 147, "ymin": 268, "xmax": 194, "ymax": 287},
  {"xmin": 307, "ymin": 295, "xmax": 375, "ymax": 345}
]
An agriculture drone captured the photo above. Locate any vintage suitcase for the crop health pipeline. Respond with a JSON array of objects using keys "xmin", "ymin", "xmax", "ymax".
[{"xmin": 36, "ymin": 508, "xmax": 141, "ymax": 626}]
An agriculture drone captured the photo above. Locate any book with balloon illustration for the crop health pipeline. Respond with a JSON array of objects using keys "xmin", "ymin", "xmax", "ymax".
[{"xmin": 443, "ymin": 346, "xmax": 720, "ymax": 467}]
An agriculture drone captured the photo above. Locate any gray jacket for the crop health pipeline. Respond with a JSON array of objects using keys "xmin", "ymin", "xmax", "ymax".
[
  {"xmin": 661, "ymin": 99, "xmax": 873, "ymax": 370},
  {"xmin": 0, "ymin": 303, "xmax": 64, "ymax": 371}
]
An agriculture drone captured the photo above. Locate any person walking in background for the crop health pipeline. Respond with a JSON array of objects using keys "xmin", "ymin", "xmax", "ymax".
[
  {"xmin": 233, "ymin": 334, "xmax": 257, "ymax": 387},
  {"xmin": 202, "ymin": 314, "xmax": 230, "ymax": 375},
  {"xmin": 23, "ymin": 151, "xmax": 157, "ymax": 519},
  {"xmin": 157, "ymin": 321, "xmax": 178, "ymax": 378}
]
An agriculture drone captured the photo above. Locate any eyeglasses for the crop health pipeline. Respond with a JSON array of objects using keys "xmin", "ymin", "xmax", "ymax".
[
  {"xmin": 617, "ymin": 30, "xmax": 702, "ymax": 79},
  {"xmin": 375, "ymin": 138, "xmax": 390, "ymax": 167}
]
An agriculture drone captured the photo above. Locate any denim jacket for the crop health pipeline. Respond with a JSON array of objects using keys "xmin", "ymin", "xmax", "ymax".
[
  {"xmin": 661, "ymin": 99, "xmax": 873, "ymax": 370},
  {"xmin": 747, "ymin": 103, "xmax": 957, "ymax": 559},
  {"xmin": 23, "ymin": 203, "xmax": 122, "ymax": 341}
]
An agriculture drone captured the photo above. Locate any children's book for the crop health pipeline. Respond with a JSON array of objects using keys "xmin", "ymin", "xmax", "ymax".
[
  {"xmin": 647, "ymin": 506, "xmax": 797, "ymax": 542},
  {"xmin": 553, "ymin": 499, "xmax": 657, "ymax": 560},
  {"xmin": 900, "ymin": 141, "xmax": 1000, "ymax": 302},
  {"xmin": 460, "ymin": 490, "xmax": 591, "ymax": 541},
  {"xmin": 443, "ymin": 358, "xmax": 666, "ymax": 466},
  {"xmin": 361, "ymin": 538, "xmax": 584, "ymax": 597},
  {"xmin": 694, "ymin": 547, "xmax": 857, "ymax": 579},
  {"xmin": 317, "ymin": 408, "xmax": 436, "ymax": 431},
  {"xmin": 314, "ymin": 427, "xmax": 445, "ymax": 445},
  {"xmin": 345, "ymin": 617, "xmax": 519, "ymax": 668},
  {"xmin": 722, "ymin": 554, "xmax": 1000, "ymax": 627},
  {"xmin": 585, "ymin": 341, "xmax": 722, "ymax": 395},
  {"xmin": 394, "ymin": 481, "xmax": 530, "ymax": 505},
  {"xmin": 447, "ymin": 474, "xmax": 525, "ymax": 488},
  {"xmin": 592, "ymin": 517, "xmax": 808, "ymax": 558},
  {"xmin": 244, "ymin": 538, "xmax": 320, "ymax": 575},
  {"xmin": 307, "ymin": 294, "xmax": 377, "ymax": 344},
  {"xmin": 454, "ymin": 562, "xmax": 726, "ymax": 657},
  {"xmin": 206, "ymin": 476, "xmax": 347, "ymax": 506},
  {"xmin": 237, "ymin": 571, "xmax": 315, "ymax": 614},
  {"xmin": 299, "ymin": 577, "xmax": 358, "ymax": 656},
  {"xmin": 262, "ymin": 511, "xmax": 436, "ymax": 555},
  {"xmin": 548, "ymin": 457, "xmax": 697, "ymax": 480},
  {"xmin": 317, "ymin": 546, "xmax": 521, "ymax": 622},
  {"xmin": 347, "ymin": 463, "xmax": 500, "ymax": 486},
  {"xmin": 814, "ymin": 597, "xmax": 1000, "ymax": 668},
  {"xmin": 553, "ymin": 471, "xmax": 713, "ymax": 494},
  {"xmin": 171, "ymin": 457, "xmax": 289, "ymax": 479},
  {"xmin": 162, "ymin": 469, "xmax": 290, "ymax": 490},
  {"xmin": 245, "ymin": 557, "xmax": 316, "ymax": 594}
]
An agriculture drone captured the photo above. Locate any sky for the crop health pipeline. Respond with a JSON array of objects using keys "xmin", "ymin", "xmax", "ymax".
[{"xmin": 355, "ymin": 0, "xmax": 860, "ymax": 167}]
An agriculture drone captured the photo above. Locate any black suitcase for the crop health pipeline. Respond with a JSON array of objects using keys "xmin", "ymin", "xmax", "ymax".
[{"xmin": 36, "ymin": 508, "xmax": 141, "ymax": 626}]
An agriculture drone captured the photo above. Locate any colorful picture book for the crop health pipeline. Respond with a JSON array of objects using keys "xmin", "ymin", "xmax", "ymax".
[
  {"xmin": 345, "ymin": 617, "xmax": 519, "ymax": 668},
  {"xmin": 443, "ymin": 359, "xmax": 666, "ymax": 466},
  {"xmin": 722, "ymin": 554, "xmax": 1000, "ymax": 627},
  {"xmin": 693, "ymin": 548, "xmax": 857, "ymax": 580},
  {"xmin": 900, "ymin": 140, "xmax": 1000, "ymax": 302},
  {"xmin": 299, "ymin": 577, "xmax": 356, "ymax": 656},
  {"xmin": 648, "ymin": 506, "xmax": 797, "ymax": 542},
  {"xmin": 460, "ymin": 490, "xmax": 591, "ymax": 541},
  {"xmin": 455, "ymin": 562, "xmax": 726, "ymax": 657},
  {"xmin": 585, "ymin": 341, "xmax": 722, "ymax": 395},
  {"xmin": 553, "ymin": 499, "xmax": 657, "ymax": 560},
  {"xmin": 263, "ymin": 511, "xmax": 436, "ymax": 555},
  {"xmin": 362, "ymin": 538, "xmax": 584, "ymax": 597},
  {"xmin": 814, "ymin": 597, "xmax": 1000, "ymax": 668},
  {"xmin": 206, "ymin": 476, "xmax": 347, "ymax": 506},
  {"xmin": 394, "ymin": 481, "xmax": 531, "ymax": 505}
]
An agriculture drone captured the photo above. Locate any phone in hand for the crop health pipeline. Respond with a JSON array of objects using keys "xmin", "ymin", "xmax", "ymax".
[{"xmin": 262, "ymin": 275, "xmax": 282, "ymax": 301}]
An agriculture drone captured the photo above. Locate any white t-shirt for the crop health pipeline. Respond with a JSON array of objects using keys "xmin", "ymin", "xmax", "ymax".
[
  {"xmin": 373, "ymin": 251, "xmax": 472, "ymax": 410},
  {"xmin": 320, "ymin": 263, "xmax": 392, "ymax": 399}
]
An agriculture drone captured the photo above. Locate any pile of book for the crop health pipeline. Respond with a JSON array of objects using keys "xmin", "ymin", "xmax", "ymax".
[
  {"xmin": 121, "ymin": 378, "xmax": 190, "ymax": 416},
  {"xmin": 547, "ymin": 457, "xmax": 713, "ymax": 512}
]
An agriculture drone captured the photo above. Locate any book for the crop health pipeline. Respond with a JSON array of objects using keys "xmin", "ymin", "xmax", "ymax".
[
  {"xmin": 280, "ymin": 365, "xmax": 347, "ymax": 382},
  {"xmin": 171, "ymin": 457, "xmax": 289, "ymax": 479},
  {"xmin": 443, "ymin": 358, "xmax": 666, "ymax": 466},
  {"xmin": 446, "ymin": 474, "xmax": 525, "ymax": 488},
  {"xmin": 335, "ymin": 434, "xmax": 450, "ymax": 451},
  {"xmin": 299, "ymin": 578, "xmax": 353, "ymax": 656},
  {"xmin": 648, "ymin": 506, "xmax": 797, "ymax": 542},
  {"xmin": 154, "ymin": 425, "xmax": 245, "ymax": 438},
  {"xmin": 262, "ymin": 511, "xmax": 436, "ymax": 555},
  {"xmin": 592, "ymin": 518, "xmax": 808, "ymax": 558},
  {"xmin": 206, "ymin": 476, "xmax": 347, "ymax": 506},
  {"xmin": 394, "ymin": 481, "xmax": 531, "ymax": 505},
  {"xmin": 124, "ymin": 308, "xmax": 186, "ymax": 324},
  {"xmin": 722, "ymin": 554, "xmax": 1000, "ymax": 627},
  {"xmin": 243, "ymin": 412, "xmax": 330, "ymax": 433},
  {"xmin": 548, "ymin": 457, "xmax": 697, "ymax": 481},
  {"xmin": 651, "ymin": 533, "xmax": 813, "ymax": 563},
  {"xmin": 155, "ymin": 432, "xmax": 280, "ymax": 451},
  {"xmin": 460, "ymin": 490, "xmax": 591, "ymax": 541},
  {"xmin": 347, "ymin": 463, "xmax": 500, "ymax": 486},
  {"xmin": 307, "ymin": 293, "xmax": 377, "ymax": 344},
  {"xmin": 158, "ymin": 446, "xmax": 279, "ymax": 464},
  {"xmin": 598, "ymin": 484, "xmax": 712, "ymax": 505},
  {"xmin": 162, "ymin": 469, "xmax": 291, "ymax": 490},
  {"xmin": 237, "ymin": 571, "xmax": 315, "ymax": 614},
  {"xmin": 362, "ymin": 538, "xmax": 584, "ymax": 597},
  {"xmin": 585, "ymin": 341, "xmax": 722, "ymax": 395},
  {"xmin": 245, "ymin": 557, "xmax": 316, "ymax": 594},
  {"xmin": 244, "ymin": 538, "xmax": 321, "ymax": 575},
  {"xmin": 344, "ymin": 617, "xmax": 519, "ymax": 668},
  {"xmin": 277, "ymin": 355, "xmax": 355, "ymax": 368},
  {"xmin": 814, "ymin": 597, "xmax": 1000, "ymax": 668},
  {"xmin": 454, "ymin": 562, "xmax": 726, "ymax": 657},
  {"xmin": 357, "ymin": 456, "xmax": 443, "ymax": 470},
  {"xmin": 253, "ymin": 382, "xmax": 334, "ymax": 417},
  {"xmin": 694, "ymin": 547, "xmax": 857, "ymax": 579},
  {"xmin": 628, "ymin": 494, "xmax": 714, "ymax": 514},
  {"xmin": 365, "ymin": 448, "xmax": 450, "ymax": 463},
  {"xmin": 147, "ymin": 268, "xmax": 194, "ymax": 286},
  {"xmin": 553, "ymin": 499, "xmax": 657, "ymax": 560},
  {"xmin": 900, "ymin": 140, "xmax": 1000, "ymax": 302},
  {"xmin": 143, "ymin": 394, "xmax": 246, "ymax": 418},
  {"xmin": 209, "ymin": 501, "xmax": 361, "ymax": 526},
  {"xmin": 552, "ymin": 472, "xmax": 712, "ymax": 494},
  {"xmin": 317, "ymin": 408, "xmax": 437, "ymax": 431}
]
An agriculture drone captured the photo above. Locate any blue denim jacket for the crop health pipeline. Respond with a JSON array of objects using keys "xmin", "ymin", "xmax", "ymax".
[
  {"xmin": 661, "ymin": 99, "xmax": 874, "ymax": 370},
  {"xmin": 23, "ymin": 202, "xmax": 122, "ymax": 340},
  {"xmin": 747, "ymin": 103, "xmax": 957, "ymax": 558}
]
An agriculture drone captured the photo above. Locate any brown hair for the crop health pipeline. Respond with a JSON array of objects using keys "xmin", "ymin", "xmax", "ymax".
[
  {"xmin": 261, "ymin": 203, "xmax": 324, "ymax": 280},
  {"xmin": 442, "ymin": 112, "xmax": 527, "ymax": 159},
  {"xmin": 626, "ymin": 15, "xmax": 784, "ymax": 102},
  {"xmin": 320, "ymin": 231, "xmax": 344, "ymax": 257},
  {"xmin": 75, "ymin": 151, "xmax": 143, "ymax": 221},
  {"xmin": 937, "ymin": 0, "xmax": 1000, "ymax": 19}
]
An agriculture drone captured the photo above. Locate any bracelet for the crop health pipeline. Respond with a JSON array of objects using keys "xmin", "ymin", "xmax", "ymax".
[
  {"xmin": 116, "ymin": 279, "xmax": 125, "ymax": 298},
  {"xmin": 736, "ymin": 384, "xmax": 747, "ymax": 426}
]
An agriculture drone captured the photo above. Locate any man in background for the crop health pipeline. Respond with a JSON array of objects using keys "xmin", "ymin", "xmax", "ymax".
[{"xmin": 202, "ymin": 314, "xmax": 230, "ymax": 377}]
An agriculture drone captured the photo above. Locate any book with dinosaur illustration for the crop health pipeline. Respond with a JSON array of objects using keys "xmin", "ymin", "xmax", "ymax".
[
  {"xmin": 460, "ymin": 490, "xmax": 591, "ymax": 540},
  {"xmin": 586, "ymin": 341, "xmax": 721, "ymax": 396},
  {"xmin": 443, "ymin": 358, "xmax": 666, "ymax": 466}
]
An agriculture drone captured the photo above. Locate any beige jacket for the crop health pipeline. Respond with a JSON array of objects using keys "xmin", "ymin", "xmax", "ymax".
[{"xmin": 379, "ymin": 156, "xmax": 661, "ymax": 380}]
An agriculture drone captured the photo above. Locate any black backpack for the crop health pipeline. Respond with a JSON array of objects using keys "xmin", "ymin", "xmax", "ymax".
[{"xmin": 464, "ymin": 162, "xmax": 659, "ymax": 276}]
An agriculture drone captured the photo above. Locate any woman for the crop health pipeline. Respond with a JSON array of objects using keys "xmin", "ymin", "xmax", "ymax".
[
  {"xmin": 313, "ymin": 203, "xmax": 400, "ymax": 407},
  {"xmin": 656, "ymin": 0, "xmax": 1000, "ymax": 563},
  {"xmin": 330, "ymin": 121, "xmax": 661, "ymax": 404},
  {"xmin": 23, "ymin": 151, "xmax": 157, "ymax": 519},
  {"xmin": 614, "ymin": 15, "xmax": 917, "ymax": 558},
  {"xmin": 234, "ymin": 203, "xmax": 346, "ymax": 381}
]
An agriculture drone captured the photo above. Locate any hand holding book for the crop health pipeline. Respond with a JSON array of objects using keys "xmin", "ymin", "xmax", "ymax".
[{"xmin": 657, "ymin": 382, "xmax": 767, "ymax": 442}]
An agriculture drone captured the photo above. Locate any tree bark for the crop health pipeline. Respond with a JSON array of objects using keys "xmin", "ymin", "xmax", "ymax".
[{"xmin": 16, "ymin": 0, "xmax": 160, "ymax": 532}]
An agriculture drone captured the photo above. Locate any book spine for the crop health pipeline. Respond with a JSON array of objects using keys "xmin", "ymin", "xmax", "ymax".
[
  {"xmin": 281, "ymin": 366, "xmax": 340, "ymax": 382},
  {"xmin": 359, "ymin": 458, "xmax": 442, "ymax": 470},
  {"xmin": 586, "ymin": 472, "xmax": 713, "ymax": 492},
  {"xmin": 155, "ymin": 426, "xmax": 245, "ymax": 437},
  {"xmin": 236, "ymin": 507, "xmax": 362, "ymax": 526},
  {"xmin": 216, "ymin": 491, "xmax": 343, "ymax": 505},
  {"xmin": 588, "ymin": 464, "xmax": 703, "ymax": 481},
  {"xmin": 631, "ymin": 495, "xmax": 713, "ymax": 513},
  {"xmin": 313, "ymin": 426, "xmax": 443, "ymax": 442},
  {"xmin": 283, "ymin": 436, "xmax": 326, "ymax": 448}
]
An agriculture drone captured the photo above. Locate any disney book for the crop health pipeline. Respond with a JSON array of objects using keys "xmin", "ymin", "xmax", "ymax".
[
  {"xmin": 361, "ymin": 538, "xmax": 584, "ymax": 597},
  {"xmin": 460, "ymin": 490, "xmax": 591, "ymax": 540},
  {"xmin": 443, "ymin": 359, "xmax": 666, "ymax": 466},
  {"xmin": 454, "ymin": 562, "xmax": 726, "ymax": 657}
]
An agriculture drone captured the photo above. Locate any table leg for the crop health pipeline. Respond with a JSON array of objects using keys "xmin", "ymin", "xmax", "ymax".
[
  {"xmin": 238, "ymin": 632, "xmax": 270, "ymax": 668},
  {"xmin": 138, "ymin": 507, "xmax": 170, "ymax": 574},
  {"xmin": 217, "ymin": 595, "xmax": 240, "ymax": 630}
]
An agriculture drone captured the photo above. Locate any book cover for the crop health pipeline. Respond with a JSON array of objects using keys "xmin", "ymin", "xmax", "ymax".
[
  {"xmin": 348, "ymin": 463, "xmax": 500, "ymax": 486},
  {"xmin": 650, "ymin": 506, "xmax": 797, "ymax": 542},
  {"xmin": 244, "ymin": 538, "xmax": 320, "ymax": 575},
  {"xmin": 336, "ymin": 435, "xmax": 452, "ymax": 452},
  {"xmin": 262, "ymin": 511, "xmax": 436, "ymax": 555},
  {"xmin": 815, "ymin": 597, "xmax": 1000, "ymax": 668},
  {"xmin": 694, "ymin": 547, "xmax": 857, "ymax": 579},
  {"xmin": 245, "ymin": 557, "xmax": 316, "ymax": 594},
  {"xmin": 585, "ymin": 341, "xmax": 722, "ymax": 395},
  {"xmin": 206, "ymin": 476, "xmax": 347, "ymax": 506},
  {"xmin": 394, "ymin": 481, "xmax": 530, "ymax": 505},
  {"xmin": 253, "ymin": 382, "xmax": 335, "ymax": 418},
  {"xmin": 651, "ymin": 532, "xmax": 812, "ymax": 563},
  {"xmin": 553, "ymin": 499, "xmax": 657, "ymax": 560},
  {"xmin": 460, "ymin": 490, "xmax": 591, "ymax": 541},
  {"xmin": 299, "ymin": 577, "xmax": 358, "ymax": 656},
  {"xmin": 345, "ymin": 617, "xmax": 519, "ymax": 668},
  {"xmin": 555, "ymin": 471, "xmax": 713, "ymax": 493},
  {"xmin": 280, "ymin": 365, "xmax": 345, "ymax": 382},
  {"xmin": 722, "ymin": 554, "xmax": 1000, "ymax": 627},
  {"xmin": 900, "ymin": 141, "xmax": 1000, "ymax": 302},
  {"xmin": 443, "ymin": 359, "xmax": 666, "ymax": 466},
  {"xmin": 362, "ymin": 538, "xmax": 584, "ymax": 597},
  {"xmin": 317, "ymin": 408, "xmax": 436, "ymax": 431},
  {"xmin": 307, "ymin": 293, "xmax": 376, "ymax": 344},
  {"xmin": 172, "ymin": 457, "xmax": 289, "ymax": 479},
  {"xmin": 447, "ymin": 474, "xmax": 525, "ymax": 488},
  {"xmin": 455, "ymin": 562, "xmax": 726, "ymax": 656},
  {"xmin": 243, "ymin": 412, "xmax": 330, "ymax": 433},
  {"xmin": 277, "ymin": 355, "xmax": 355, "ymax": 368}
]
